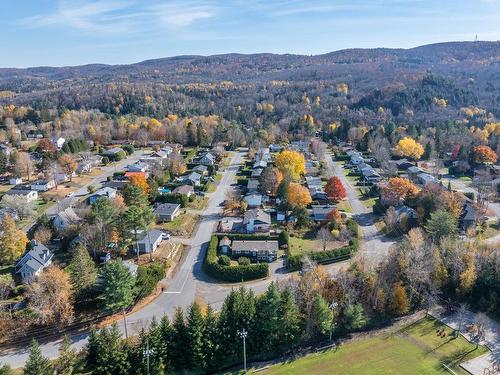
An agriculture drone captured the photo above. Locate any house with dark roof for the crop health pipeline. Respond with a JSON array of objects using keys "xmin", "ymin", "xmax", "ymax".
[
  {"xmin": 230, "ymin": 240, "xmax": 278, "ymax": 262},
  {"xmin": 4, "ymin": 187, "xmax": 38, "ymax": 202},
  {"xmin": 30, "ymin": 179, "xmax": 56, "ymax": 192},
  {"xmin": 311, "ymin": 205, "xmax": 337, "ymax": 222},
  {"xmin": 154, "ymin": 203, "xmax": 181, "ymax": 222},
  {"xmin": 244, "ymin": 193, "xmax": 263, "ymax": 208},
  {"xmin": 183, "ymin": 172, "xmax": 202, "ymax": 186},
  {"xmin": 460, "ymin": 202, "xmax": 478, "ymax": 233},
  {"xmin": 136, "ymin": 229, "xmax": 164, "ymax": 253},
  {"xmin": 89, "ymin": 187, "xmax": 117, "ymax": 204},
  {"xmin": 193, "ymin": 165, "xmax": 209, "ymax": 176},
  {"xmin": 244, "ymin": 209, "xmax": 271, "ymax": 233},
  {"xmin": 15, "ymin": 241, "xmax": 53, "ymax": 283},
  {"xmin": 195, "ymin": 152, "xmax": 216, "ymax": 165},
  {"xmin": 247, "ymin": 179, "xmax": 260, "ymax": 193},
  {"xmin": 53, "ymin": 207, "xmax": 82, "ymax": 231}
]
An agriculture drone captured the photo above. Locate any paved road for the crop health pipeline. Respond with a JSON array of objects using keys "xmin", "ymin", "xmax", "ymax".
[
  {"xmin": 448, "ymin": 178, "xmax": 500, "ymax": 219},
  {"xmin": 324, "ymin": 154, "xmax": 395, "ymax": 268}
]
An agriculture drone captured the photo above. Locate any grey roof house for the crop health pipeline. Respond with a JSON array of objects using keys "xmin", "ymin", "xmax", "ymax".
[
  {"xmin": 311, "ymin": 205, "xmax": 337, "ymax": 221},
  {"xmin": 15, "ymin": 241, "xmax": 53, "ymax": 283},
  {"xmin": 154, "ymin": 203, "xmax": 181, "ymax": 222},
  {"xmin": 230, "ymin": 240, "xmax": 278, "ymax": 262},
  {"xmin": 136, "ymin": 229, "xmax": 164, "ymax": 254}
]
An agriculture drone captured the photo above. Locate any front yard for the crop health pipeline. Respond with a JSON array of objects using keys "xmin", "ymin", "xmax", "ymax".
[{"xmin": 159, "ymin": 213, "xmax": 199, "ymax": 237}]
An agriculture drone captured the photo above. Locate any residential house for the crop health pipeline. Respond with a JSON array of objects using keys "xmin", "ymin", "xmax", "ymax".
[
  {"xmin": 9, "ymin": 177, "xmax": 22, "ymax": 185},
  {"xmin": 244, "ymin": 209, "xmax": 271, "ymax": 233},
  {"xmin": 126, "ymin": 163, "xmax": 149, "ymax": 173},
  {"xmin": 218, "ymin": 217, "xmax": 243, "ymax": 233},
  {"xmin": 290, "ymin": 141, "xmax": 310, "ymax": 154},
  {"xmin": 247, "ymin": 179, "xmax": 260, "ymax": 193},
  {"xmin": 417, "ymin": 173, "xmax": 438, "ymax": 186},
  {"xmin": 103, "ymin": 147, "xmax": 124, "ymax": 158},
  {"xmin": 311, "ymin": 205, "xmax": 337, "ymax": 222},
  {"xmin": 52, "ymin": 137, "xmax": 65, "ymax": 149},
  {"xmin": 251, "ymin": 168, "xmax": 263, "ymax": 178},
  {"xmin": 89, "ymin": 187, "xmax": 117, "ymax": 204},
  {"xmin": 394, "ymin": 205, "xmax": 418, "ymax": 227},
  {"xmin": 4, "ymin": 188, "xmax": 38, "ymax": 202},
  {"xmin": 0, "ymin": 207, "xmax": 19, "ymax": 221},
  {"xmin": 124, "ymin": 171, "xmax": 149, "ymax": 180},
  {"xmin": 407, "ymin": 166, "xmax": 424, "ymax": 181},
  {"xmin": 172, "ymin": 185, "xmax": 194, "ymax": 197},
  {"xmin": 244, "ymin": 193, "xmax": 263, "ymax": 208},
  {"xmin": 136, "ymin": 229, "xmax": 163, "ymax": 253},
  {"xmin": 15, "ymin": 241, "xmax": 53, "ymax": 283},
  {"xmin": 193, "ymin": 165, "xmax": 208, "ymax": 176},
  {"xmin": 219, "ymin": 236, "xmax": 232, "ymax": 254},
  {"xmin": 0, "ymin": 144, "xmax": 12, "ymax": 156},
  {"xmin": 54, "ymin": 171, "xmax": 76, "ymax": 183},
  {"xmin": 195, "ymin": 152, "xmax": 216, "ymax": 166},
  {"xmin": 255, "ymin": 148, "xmax": 271, "ymax": 163},
  {"xmin": 141, "ymin": 150, "xmax": 169, "ymax": 166},
  {"xmin": 269, "ymin": 144, "xmax": 283, "ymax": 153},
  {"xmin": 183, "ymin": 172, "xmax": 202, "ymax": 186},
  {"xmin": 460, "ymin": 202, "xmax": 478, "ymax": 233},
  {"xmin": 53, "ymin": 207, "xmax": 82, "ymax": 231},
  {"xmin": 393, "ymin": 159, "xmax": 415, "ymax": 170},
  {"xmin": 30, "ymin": 179, "xmax": 56, "ymax": 192},
  {"xmin": 154, "ymin": 203, "xmax": 181, "ymax": 222},
  {"xmin": 253, "ymin": 160, "xmax": 267, "ymax": 169},
  {"xmin": 230, "ymin": 240, "xmax": 278, "ymax": 262}
]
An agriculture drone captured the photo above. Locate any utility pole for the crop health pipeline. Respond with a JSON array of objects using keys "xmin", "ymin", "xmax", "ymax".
[
  {"xmin": 143, "ymin": 338, "xmax": 155, "ymax": 375},
  {"xmin": 329, "ymin": 301, "xmax": 338, "ymax": 342},
  {"xmin": 122, "ymin": 308, "xmax": 129, "ymax": 339},
  {"xmin": 238, "ymin": 328, "xmax": 248, "ymax": 372}
]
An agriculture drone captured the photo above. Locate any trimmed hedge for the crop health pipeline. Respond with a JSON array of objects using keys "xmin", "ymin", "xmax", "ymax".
[
  {"xmin": 286, "ymin": 219, "xmax": 361, "ymax": 271},
  {"xmin": 203, "ymin": 236, "xmax": 269, "ymax": 282}
]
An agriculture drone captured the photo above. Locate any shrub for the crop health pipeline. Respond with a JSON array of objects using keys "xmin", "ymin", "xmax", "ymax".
[
  {"xmin": 278, "ymin": 230, "xmax": 289, "ymax": 247},
  {"xmin": 238, "ymin": 257, "xmax": 251, "ymax": 266},
  {"xmin": 156, "ymin": 193, "xmax": 189, "ymax": 208},
  {"xmin": 203, "ymin": 236, "xmax": 268, "ymax": 282},
  {"xmin": 101, "ymin": 156, "xmax": 110, "ymax": 165},
  {"xmin": 135, "ymin": 262, "xmax": 166, "ymax": 299},
  {"xmin": 122, "ymin": 144, "xmax": 135, "ymax": 155},
  {"xmin": 218, "ymin": 255, "xmax": 231, "ymax": 266}
]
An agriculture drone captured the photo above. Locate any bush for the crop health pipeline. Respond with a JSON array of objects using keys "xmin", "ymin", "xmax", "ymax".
[
  {"xmin": 122, "ymin": 144, "xmax": 135, "ymax": 155},
  {"xmin": 203, "ymin": 236, "xmax": 268, "ymax": 282},
  {"xmin": 218, "ymin": 255, "xmax": 231, "ymax": 266},
  {"xmin": 101, "ymin": 156, "xmax": 110, "ymax": 165},
  {"xmin": 135, "ymin": 262, "xmax": 166, "ymax": 299},
  {"xmin": 278, "ymin": 230, "xmax": 289, "ymax": 247},
  {"xmin": 156, "ymin": 193, "xmax": 189, "ymax": 208},
  {"xmin": 238, "ymin": 257, "xmax": 251, "ymax": 266}
]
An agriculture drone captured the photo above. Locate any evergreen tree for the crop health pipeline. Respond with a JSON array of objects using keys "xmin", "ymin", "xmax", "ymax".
[
  {"xmin": 159, "ymin": 315, "xmax": 174, "ymax": 372},
  {"xmin": 0, "ymin": 364, "xmax": 13, "ymax": 375},
  {"xmin": 423, "ymin": 142, "xmax": 433, "ymax": 160},
  {"xmin": 203, "ymin": 305, "xmax": 219, "ymax": 372},
  {"xmin": 277, "ymin": 287, "xmax": 301, "ymax": 349},
  {"xmin": 101, "ymin": 260, "xmax": 135, "ymax": 313},
  {"xmin": 87, "ymin": 324, "xmax": 130, "ymax": 375},
  {"xmin": 171, "ymin": 308, "xmax": 189, "ymax": 371},
  {"xmin": 341, "ymin": 304, "xmax": 367, "ymax": 332},
  {"xmin": 310, "ymin": 295, "xmax": 333, "ymax": 337},
  {"xmin": 254, "ymin": 283, "xmax": 281, "ymax": 355},
  {"xmin": 186, "ymin": 302, "xmax": 206, "ymax": 370},
  {"xmin": 122, "ymin": 184, "xmax": 148, "ymax": 207},
  {"xmin": 55, "ymin": 335, "xmax": 78, "ymax": 375},
  {"xmin": 24, "ymin": 340, "xmax": 52, "ymax": 375},
  {"xmin": 68, "ymin": 244, "xmax": 97, "ymax": 300},
  {"xmin": 0, "ymin": 152, "xmax": 8, "ymax": 174}
]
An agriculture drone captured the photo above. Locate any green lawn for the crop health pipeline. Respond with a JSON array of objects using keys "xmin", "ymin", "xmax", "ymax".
[
  {"xmin": 360, "ymin": 197, "xmax": 377, "ymax": 209},
  {"xmin": 457, "ymin": 176, "xmax": 472, "ymax": 182},
  {"xmin": 159, "ymin": 213, "xmax": 199, "ymax": 237},
  {"xmin": 336, "ymin": 200, "xmax": 352, "ymax": 213},
  {"xmin": 239, "ymin": 316, "xmax": 488, "ymax": 375}
]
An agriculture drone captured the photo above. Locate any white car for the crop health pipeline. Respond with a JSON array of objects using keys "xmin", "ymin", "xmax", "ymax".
[
  {"xmin": 66, "ymin": 192, "xmax": 75, "ymax": 197},
  {"xmin": 162, "ymin": 232, "xmax": 171, "ymax": 240}
]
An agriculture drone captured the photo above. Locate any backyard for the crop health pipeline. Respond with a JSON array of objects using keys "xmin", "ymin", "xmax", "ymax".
[{"xmin": 233, "ymin": 316, "xmax": 489, "ymax": 375}]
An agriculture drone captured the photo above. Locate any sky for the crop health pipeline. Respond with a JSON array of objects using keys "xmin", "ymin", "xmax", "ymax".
[{"xmin": 1, "ymin": 0, "xmax": 500, "ymax": 68}]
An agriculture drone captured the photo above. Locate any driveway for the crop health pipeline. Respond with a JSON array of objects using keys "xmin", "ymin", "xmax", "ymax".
[{"xmin": 324, "ymin": 153, "xmax": 395, "ymax": 268}]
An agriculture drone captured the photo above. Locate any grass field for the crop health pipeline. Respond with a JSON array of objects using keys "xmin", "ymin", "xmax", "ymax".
[
  {"xmin": 159, "ymin": 213, "xmax": 199, "ymax": 237},
  {"xmin": 336, "ymin": 200, "xmax": 352, "ymax": 213},
  {"xmin": 288, "ymin": 235, "xmax": 345, "ymax": 255},
  {"xmin": 237, "ymin": 316, "xmax": 488, "ymax": 375}
]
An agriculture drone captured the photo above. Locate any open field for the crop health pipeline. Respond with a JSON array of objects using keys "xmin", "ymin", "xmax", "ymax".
[
  {"xmin": 233, "ymin": 316, "xmax": 488, "ymax": 375},
  {"xmin": 288, "ymin": 235, "xmax": 345, "ymax": 255},
  {"xmin": 336, "ymin": 200, "xmax": 352, "ymax": 213}
]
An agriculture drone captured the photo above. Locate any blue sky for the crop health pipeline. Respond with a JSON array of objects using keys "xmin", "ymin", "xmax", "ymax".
[{"xmin": 1, "ymin": 0, "xmax": 499, "ymax": 68}]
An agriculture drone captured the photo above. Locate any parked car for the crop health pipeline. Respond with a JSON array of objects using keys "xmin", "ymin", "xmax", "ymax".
[{"xmin": 162, "ymin": 232, "xmax": 171, "ymax": 240}]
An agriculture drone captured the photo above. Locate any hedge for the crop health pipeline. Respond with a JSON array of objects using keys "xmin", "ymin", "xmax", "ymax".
[
  {"xmin": 135, "ymin": 262, "xmax": 166, "ymax": 299},
  {"xmin": 203, "ymin": 236, "xmax": 269, "ymax": 282},
  {"xmin": 215, "ymin": 233, "xmax": 278, "ymax": 241},
  {"xmin": 286, "ymin": 219, "xmax": 361, "ymax": 271}
]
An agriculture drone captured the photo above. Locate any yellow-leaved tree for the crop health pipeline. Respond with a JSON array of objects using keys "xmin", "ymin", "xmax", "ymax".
[
  {"xmin": 275, "ymin": 150, "xmax": 306, "ymax": 181},
  {"xmin": 288, "ymin": 183, "xmax": 312, "ymax": 207},
  {"xmin": 0, "ymin": 214, "xmax": 28, "ymax": 264},
  {"xmin": 394, "ymin": 137, "xmax": 424, "ymax": 160}
]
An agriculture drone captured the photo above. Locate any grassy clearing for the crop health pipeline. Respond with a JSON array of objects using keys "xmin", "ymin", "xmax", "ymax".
[
  {"xmin": 336, "ymin": 200, "xmax": 352, "ymax": 213},
  {"xmin": 288, "ymin": 236, "xmax": 345, "ymax": 256},
  {"xmin": 235, "ymin": 316, "xmax": 488, "ymax": 375},
  {"xmin": 360, "ymin": 197, "xmax": 377, "ymax": 208},
  {"xmin": 188, "ymin": 196, "xmax": 209, "ymax": 210},
  {"xmin": 159, "ymin": 213, "xmax": 199, "ymax": 237},
  {"xmin": 457, "ymin": 176, "xmax": 472, "ymax": 182}
]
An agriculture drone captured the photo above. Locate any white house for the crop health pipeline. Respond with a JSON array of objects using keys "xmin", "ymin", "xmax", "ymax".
[
  {"xmin": 9, "ymin": 177, "xmax": 22, "ymax": 185},
  {"xmin": 136, "ymin": 229, "xmax": 163, "ymax": 253},
  {"xmin": 53, "ymin": 207, "xmax": 82, "ymax": 231},
  {"xmin": 244, "ymin": 209, "xmax": 271, "ymax": 233},
  {"xmin": 30, "ymin": 179, "xmax": 56, "ymax": 192},
  {"xmin": 89, "ymin": 187, "xmax": 117, "ymax": 204},
  {"xmin": 15, "ymin": 241, "xmax": 53, "ymax": 283},
  {"xmin": 52, "ymin": 137, "xmax": 66, "ymax": 149},
  {"xmin": 4, "ymin": 188, "xmax": 38, "ymax": 202}
]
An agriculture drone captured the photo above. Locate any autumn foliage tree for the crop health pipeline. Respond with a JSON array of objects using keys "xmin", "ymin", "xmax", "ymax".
[
  {"xmin": 58, "ymin": 154, "xmax": 78, "ymax": 181},
  {"xmin": 275, "ymin": 150, "xmax": 306, "ymax": 181},
  {"xmin": 0, "ymin": 214, "xmax": 28, "ymax": 265},
  {"xmin": 473, "ymin": 145, "xmax": 497, "ymax": 164},
  {"xmin": 394, "ymin": 137, "xmax": 424, "ymax": 160},
  {"xmin": 287, "ymin": 183, "xmax": 312, "ymax": 207},
  {"xmin": 26, "ymin": 266, "xmax": 74, "ymax": 326},
  {"xmin": 387, "ymin": 282, "xmax": 409, "ymax": 316},
  {"xmin": 381, "ymin": 177, "xmax": 419, "ymax": 206},
  {"xmin": 325, "ymin": 176, "xmax": 346, "ymax": 201},
  {"xmin": 129, "ymin": 174, "xmax": 150, "ymax": 194}
]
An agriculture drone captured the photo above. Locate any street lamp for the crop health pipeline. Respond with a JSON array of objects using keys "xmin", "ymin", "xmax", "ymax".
[
  {"xmin": 238, "ymin": 328, "xmax": 248, "ymax": 372},
  {"xmin": 143, "ymin": 339, "xmax": 155, "ymax": 375},
  {"xmin": 329, "ymin": 301, "xmax": 338, "ymax": 342}
]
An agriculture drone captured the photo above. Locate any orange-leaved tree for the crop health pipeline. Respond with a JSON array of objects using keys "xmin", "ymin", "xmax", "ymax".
[
  {"xmin": 394, "ymin": 137, "xmax": 424, "ymax": 160},
  {"xmin": 288, "ymin": 183, "xmax": 312, "ymax": 207},
  {"xmin": 58, "ymin": 154, "xmax": 78, "ymax": 181},
  {"xmin": 129, "ymin": 174, "xmax": 150, "ymax": 194},
  {"xmin": 325, "ymin": 176, "xmax": 346, "ymax": 201},
  {"xmin": 381, "ymin": 177, "xmax": 419, "ymax": 206},
  {"xmin": 275, "ymin": 150, "xmax": 306, "ymax": 181},
  {"xmin": 473, "ymin": 145, "xmax": 497, "ymax": 164}
]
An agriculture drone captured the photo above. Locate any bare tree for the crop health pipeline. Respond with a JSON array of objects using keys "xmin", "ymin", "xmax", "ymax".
[
  {"xmin": 14, "ymin": 152, "xmax": 34, "ymax": 181},
  {"xmin": 1, "ymin": 194, "xmax": 36, "ymax": 220},
  {"xmin": 316, "ymin": 227, "xmax": 334, "ymax": 251}
]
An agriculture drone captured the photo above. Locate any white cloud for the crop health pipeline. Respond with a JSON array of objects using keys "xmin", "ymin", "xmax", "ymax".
[{"xmin": 150, "ymin": 2, "xmax": 217, "ymax": 28}]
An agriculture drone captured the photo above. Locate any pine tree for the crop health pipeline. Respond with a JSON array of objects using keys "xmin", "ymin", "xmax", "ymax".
[
  {"xmin": 254, "ymin": 283, "xmax": 281, "ymax": 355},
  {"xmin": 68, "ymin": 244, "xmax": 97, "ymax": 300},
  {"xmin": 277, "ymin": 287, "xmax": 301, "ymax": 349},
  {"xmin": 101, "ymin": 260, "xmax": 135, "ymax": 313},
  {"xmin": 203, "ymin": 305, "xmax": 219, "ymax": 372},
  {"xmin": 92, "ymin": 324, "xmax": 130, "ymax": 375},
  {"xmin": 310, "ymin": 295, "xmax": 333, "ymax": 337},
  {"xmin": 0, "ymin": 364, "xmax": 13, "ymax": 375},
  {"xmin": 186, "ymin": 302, "xmax": 206, "ymax": 370},
  {"xmin": 24, "ymin": 340, "xmax": 52, "ymax": 375},
  {"xmin": 171, "ymin": 308, "xmax": 189, "ymax": 371},
  {"xmin": 159, "ymin": 315, "xmax": 174, "ymax": 372},
  {"xmin": 55, "ymin": 335, "xmax": 78, "ymax": 375},
  {"xmin": 341, "ymin": 304, "xmax": 367, "ymax": 332}
]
